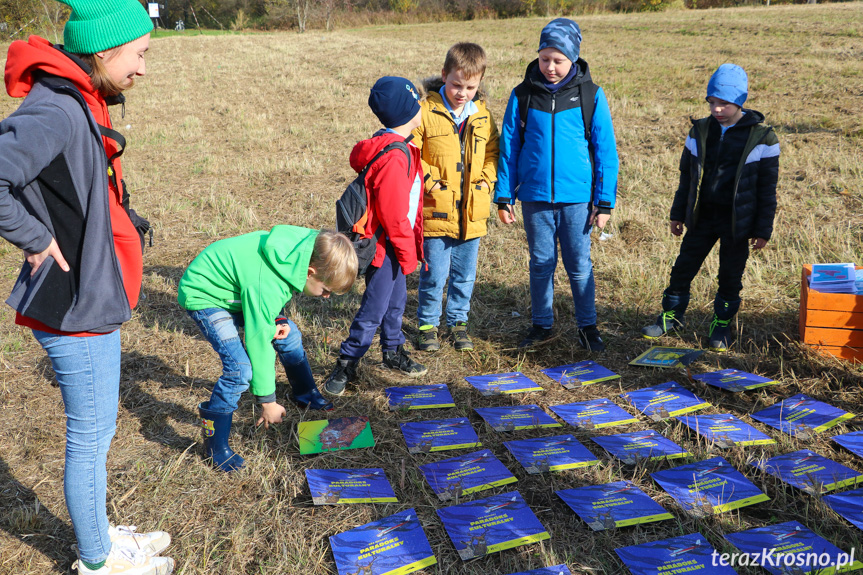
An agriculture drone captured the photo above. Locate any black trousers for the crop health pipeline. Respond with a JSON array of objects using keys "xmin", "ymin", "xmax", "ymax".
[{"xmin": 667, "ymin": 208, "xmax": 750, "ymax": 302}]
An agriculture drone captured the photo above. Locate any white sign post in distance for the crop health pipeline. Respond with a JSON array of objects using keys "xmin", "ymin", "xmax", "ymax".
[{"xmin": 148, "ymin": 3, "xmax": 160, "ymax": 18}]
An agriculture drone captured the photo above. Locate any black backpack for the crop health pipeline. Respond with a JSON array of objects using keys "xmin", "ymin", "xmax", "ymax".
[{"xmin": 336, "ymin": 140, "xmax": 411, "ymax": 275}]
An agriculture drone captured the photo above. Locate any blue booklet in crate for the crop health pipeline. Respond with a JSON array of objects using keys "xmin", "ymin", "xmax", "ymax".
[
  {"xmin": 506, "ymin": 566, "xmax": 571, "ymax": 575},
  {"xmin": 385, "ymin": 384, "xmax": 455, "ymax": 410},
  {"xmin": 676, "ymin": 413, "xmax": 775, "ymax": 448},
  {"xmin": 418, "ymin": 449, "xmax": 517, "ymax": 501},
  {"xmin": 616, "ymin": 533, "xmax": 738, "ymax": 575},
  {"xmin": 474, "ymin": 405, "xmax": 562, "ymax": 432},
  {"xmin": 436, "ymin": 491, "xmax": 550, "ymax": 561},
  {"xmin": 651, "ymin": 456, "xmax": 769, "ymax": 516},
  {"xmin": 504, "ymin": 434, "xmax": 600, "ymax": 474},
  {"xmin": 399, "ymin": 417, "xmax": 481, "ymax": 454},
  {"xmin": 550, "ymin": 399, "xmax": 639, "ymax": 430},
  {"xmin": 541, "ymin": 361, "xmax": 620, "ymax": 389},
  {"xmin": 464, "ymin": 372, "xmax": 543, "ymax": 396},
  {"xmin": 306, "ymin": 468, "xmax": 397, "ymax": 505},
  {"xmin": 833, "ymin": 430, "xmax": 863, "ymax": 459},
  {"xmin": 329, "ymin": 508, "xmax": 436, "ymax": 575},
  {"xmin": 557, "ymin": 481, "xmax": 673, "ymax": 531},
  {"xmin": 751, "ymin": 449, "xmax": 863, "ymax": 494},
  {"xmin": 692, "ymin": 369, "xmax": 778, "ymax": 392},
  {"xmin": 751, "ymin": 393, "xmax": 854, "ymax": 439},
  {"xmin": 621, "ymin": 381, "xmax": 710, "ymax": 422},
  {"xmin": 592, "ymin": 429, "xmax": 691, "ymax": 464},
  {"xmin": 824, "ymin": 487, "xmax": 863, "ymax": 530},
  {"xmin": 725, "ymin": 520, "xmax": 863, "ymax": 575}
]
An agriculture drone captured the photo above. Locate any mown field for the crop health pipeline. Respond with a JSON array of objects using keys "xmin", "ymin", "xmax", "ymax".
[{"xmin": 1, "ymin": 3, "xmax": 862, "ymax": 574}]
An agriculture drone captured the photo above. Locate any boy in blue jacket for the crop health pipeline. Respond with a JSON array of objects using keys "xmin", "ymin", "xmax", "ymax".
[{"xmin": 495, "ymin": 18, "xmax": 619, "ymax": 351}]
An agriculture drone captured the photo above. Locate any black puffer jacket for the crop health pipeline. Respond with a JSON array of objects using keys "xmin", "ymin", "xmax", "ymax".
[{"xmin": 670, "ymin": 110, "xmax": 780, "ymax": 243}]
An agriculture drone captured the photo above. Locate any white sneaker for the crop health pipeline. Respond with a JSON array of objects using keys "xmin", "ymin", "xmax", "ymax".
[
  {"xmin": 73, "ymin": 545, "xmax": 174, "ymax": 575},
  {"xmin": 109, "ymin": 525, "xmax": 172, "ymax": 556}
]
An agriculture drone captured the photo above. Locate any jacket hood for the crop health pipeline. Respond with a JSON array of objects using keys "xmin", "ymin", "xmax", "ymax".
[
  {"xmin": 5, "ymin": 36, "xmax": 96, "ymax": 100},
  {"xmin": 693, "ymin": 108, "xmax": 766, "ymax": 128},
  {"xmin": 260, "ymin": 225, "xmax": 319, "ymax": 293},
  {"xmin": 523, "ymin": 57, "xmax": 591, "ymax": 93},
  {"xmin": 349, "ymin": 130, "xmax": 412, "ymax": 173},
  {"xmin": 417, "ymin": 76, "xmax": 489, "ymax": 102}
]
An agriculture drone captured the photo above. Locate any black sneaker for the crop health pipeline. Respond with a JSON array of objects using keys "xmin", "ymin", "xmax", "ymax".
[
  {"xmin": 450, "ymin": 322, "xmax": 473, "ymax": 351},
  {"xmin": 323, "ymin": 358, "xmax": 358, "ymax": 396},
  {"xmin": 708, "ymin": 315, "xmax": 732, "ymax": 352},
  {"xmin": 517, "ymin": 325, "xmax": 553, "ymax": 349},
  {"xmin": 382, "ymin": 345, "xmax": 428, "ymax": 377},
  {"xmin": 577, "ymin": 325, "xmax": 606, "ymax": 352},
  {"xmin": 416, "ymin": 326, "xmax": 441, "ymax": 352}
]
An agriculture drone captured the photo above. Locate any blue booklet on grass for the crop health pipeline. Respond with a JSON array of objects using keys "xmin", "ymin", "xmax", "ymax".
[
  {"xmin": 507, "ymin": 566, "xmax": 571, "ymax": 575},
  {"xmin": 616, "ymin": 533, "xmax": 737, "ymax": 575},
  {"xmin": 464, "ymin": 372, "xmax": 543, "ymax": 396},
  {"xmin": 651, "ymin": 456, "xmax": 769, "ymax": 516},
  {"xmin": 751, "ymin": 394, "xmax": 854, "ymax": 439},
  {"xmin": 306, "ymin": 468, "xmax": 397, "ymax": 505},
  {"xmin": 399, "ymin": 417, "xmax": 481, "ymax": 454},
  {"xmin": 541, "ymin": 361, "xmax": 620, "ymax": 389},
  {"xmin": 329, "ymin": 508, "xmax": 436, "ymax": 575},
  {"xmin": 725, "ymin": 520, "xmax": 863, "ymax": 575},
  {"xmin": 751, "ymin": 449, "xmax": 863, "ymax": 494},
  {"xmin": 833, "ymin": 430, "xmax": 863, "ymax": 460},
  {"xmin": 418, "ymin": 449, "xmax": 517, "ymax": 501},
  {"xmin": 436, "ymin": 491, "xmax": 550, "ymax": 561},
  {"xmin": 385, "ymin": 384, "xmax": 455, "ymax": 410},
  {"xmin": 692, "ymin": 368, "xmax": 778, "ymax": 392},
  {"xmin": 621, "ymin": 381, "xmax": 710, "ymax": 422},
  {"xmin": 824, "ymin": 487, "xmax": 863, "ymax": 530},
  {"xmin": 550, "ymin": 399, "xmax": 639, "ymax": 430},
  {"xmin": 629, "ymin": 346, "xmax": 705, "ymax": 368},
  {"xmin": 474, "ymin": 405, "xmax": 562, "ymax": 432},
  {"xmin": 504, "ymin": 435, "xmax": 600, "ymax": 474},
  {"xmin": 557, "ymin": 481, "xmax": 674, "ymax": 531},
  {"xmin": 592, "ymin": 430, "xmax": 691, "ymax": 465},
  {"xmin": 676, "ymin": 413, "xmax": 776, "ymax": 448}
]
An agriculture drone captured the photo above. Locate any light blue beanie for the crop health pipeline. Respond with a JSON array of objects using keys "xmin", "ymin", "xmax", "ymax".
[{"xmin": 706, "ymin": 64, "xmax": 748, "ymax": 107}]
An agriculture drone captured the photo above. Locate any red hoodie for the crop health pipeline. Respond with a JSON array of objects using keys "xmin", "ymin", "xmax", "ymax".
[
  {"xmin": 350, "ymin": 132, "xmax": 424, "ymax": 275},
  {"xmin": 5, "ymin": 36, "xmax": 142, "ymax": 335}
]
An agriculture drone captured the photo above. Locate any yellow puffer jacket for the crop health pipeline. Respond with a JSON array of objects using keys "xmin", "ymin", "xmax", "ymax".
[{"xmin": 411, "ymin": 81, "xmax": 500, "ymax": 240}]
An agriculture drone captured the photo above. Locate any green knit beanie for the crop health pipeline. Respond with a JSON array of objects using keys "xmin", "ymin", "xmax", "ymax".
[{"xmin": 60, "ymin": 0, "xmax": 153, "ymax": 54}]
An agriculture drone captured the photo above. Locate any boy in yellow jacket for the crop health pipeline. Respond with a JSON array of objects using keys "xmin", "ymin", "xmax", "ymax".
[{"xmin": 412, "ymin": 42, "xmax": 500, "ymax": 351}]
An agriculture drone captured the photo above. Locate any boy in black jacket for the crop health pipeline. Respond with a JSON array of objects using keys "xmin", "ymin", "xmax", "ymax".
[{"xmin": 642, "ymin": 64, "xmax": 779, "ymax": 351}]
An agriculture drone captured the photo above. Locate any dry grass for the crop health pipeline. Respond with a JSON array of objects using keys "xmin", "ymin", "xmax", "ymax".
[{"xmin": 1, "ymin": 3, "xmax": 863, "ymax": 574}]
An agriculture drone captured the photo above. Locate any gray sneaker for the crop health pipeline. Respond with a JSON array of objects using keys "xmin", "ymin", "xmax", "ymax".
[
  {"xmin": 450, "ymin": 322, "xmax": 473, "ymax": 351},
  {"xmin": 416, "ymin": 326, "xmax": 441, "ymax": 352}
]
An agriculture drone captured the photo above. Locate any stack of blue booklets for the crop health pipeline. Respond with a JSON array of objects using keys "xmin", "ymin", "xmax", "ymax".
[
  {"xmin": 809, "ymin": 262, "xmax": 858, "ymax": 293},
  {"xmin": 328, "ymin": 508, "xmax": 436, "ymax": 575},
  {"xmin": 464, "ymin": 372, "xmax": 543, "ymax": 396},
  {"xmin": 305, "ymin": 468, "xmax": 397, "ymax": 505},
  {"xmin": 436, "ymin": 491, "xmax": 550, "ymax": 561},
  {"xmin": 541, "ymin": 360, "xmax": 620, "ymax": 389},
  {"xmin": 824, "ymin": 487, "xmax": 863, "ymax": 530},
  {"xmin": 751, "ymin": 394, "xmax": 855, "ymax": 439},
  {"xmin": 751, "ymin": 449, "xmax": 863, "ymax": 494},
  {"xmin": 474, "ymin": 405, "xmax": 562, "ymax": 432},
  {"xmin": 399, "ymin": 417, "xmax": 481, "ymax": 454},
  {"xmin": 676, "ymin": 413, "xmax": 775, "ymax": 448},
  {"xmin": 725, "ymin": 520, "xmax": 863, "ymax": 574},
  {"xmin": 384, "ymin": 384, "xmax": 455, "ymax": 410},
  {"xmin": 621, "ymin": 381, "xmax": 710, "ymax": 422},
  {"xmin": 418, "ymin": 449, "xmax": 517, "ymax": 501},
  {"xmin": 833, "ymin": 430, "xmax": 863, "ymax": 459},
  {"xmin": 550, "ymin": 399, "xmax": 639, "ymax": 430},
  {"xmin": 592, "ymin": 430, "xmax": 691, "ymax": 465},
  {"xmin": 692, "ymin": 368, "xmax": 778, "ymax": 392},
  {"xmin": 651, "ymin": 456, "xmax": 769, "ymax": 516},
  {"xmin": 556, "ymin": 481, "xmax": 673, "ymax": 531},
  {"xmin": 616, "ymin": 533, "xmax": 737, "ymax": 575},
  {"xmin": 504, "ymin": 435, "xmax": 600, "ymax": 474},
  {"xmin": 506, "ymin": 566, "xmax": 571, "ymax": 575}
]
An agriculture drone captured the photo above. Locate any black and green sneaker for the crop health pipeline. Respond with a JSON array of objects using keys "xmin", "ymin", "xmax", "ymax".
[
  {"xmin": 416, "ymin": 325, "xmax": 441, "ymax": 352},
  {"xmin": 708, "ymin": 315, "xmax": 732, "ymax": 352},
  {"xmin": 450, "ymin": 322, "xmax": 473, "ymax": 351}
]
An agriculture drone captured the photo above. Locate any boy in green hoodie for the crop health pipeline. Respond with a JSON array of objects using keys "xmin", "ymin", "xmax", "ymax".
[{"xmin": 178, "ymin": 227, "xmax": 357, "ymax": 471}]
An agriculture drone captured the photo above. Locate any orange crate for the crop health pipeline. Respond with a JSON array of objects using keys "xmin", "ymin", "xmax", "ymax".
[{"xmin": 800, "ymin": 264, "xmax": 863, "ymax": 362}]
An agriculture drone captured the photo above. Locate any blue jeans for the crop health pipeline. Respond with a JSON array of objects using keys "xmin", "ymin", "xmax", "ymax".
[
  {"xmin": 522, "ymin": 201, "xmax": 596, "ymax": 329},
  {"xmin": 417, "ymin": 236, "xmax": 481, "ymax": 327},
  {"xmin": 32, "ymin": 329, "xmax": 121, "ymax": 565},
  {"xmin": 187, "ymin": 309, "xmax": 305, "ymax": 412}
]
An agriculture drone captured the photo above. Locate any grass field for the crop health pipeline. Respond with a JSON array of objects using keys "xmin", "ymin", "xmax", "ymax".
[{"xmin": 1, "ymin": 3, "xmax": 863, "ymax": 574}]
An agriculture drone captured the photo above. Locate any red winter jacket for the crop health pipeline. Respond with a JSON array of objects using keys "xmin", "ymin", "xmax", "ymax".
[{"xmin": 349, "ymin": 132, "xmax": 424, "ymax": 275}]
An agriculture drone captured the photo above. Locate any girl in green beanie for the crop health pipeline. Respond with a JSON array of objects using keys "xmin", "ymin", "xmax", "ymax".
[{"xmin": 1, "ymin": 1, "xmax": 174, "ymax": 574}]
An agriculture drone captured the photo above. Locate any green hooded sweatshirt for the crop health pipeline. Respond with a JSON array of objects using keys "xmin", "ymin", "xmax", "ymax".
[{"xmin": 178, "ymin": 225, "xmax": 318, "ymax": 400}]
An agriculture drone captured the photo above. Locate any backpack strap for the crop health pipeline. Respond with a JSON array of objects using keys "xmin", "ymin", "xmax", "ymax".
[
  {"xmin": 514, "ymin": 81, "xmax": 532, "ymax": 147},
  {"xmin": 579, "ymin": 80, "xmax": 599, "ymax": 196}
]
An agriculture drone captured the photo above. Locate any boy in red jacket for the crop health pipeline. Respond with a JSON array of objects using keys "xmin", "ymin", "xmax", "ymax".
[{"xmin": 324, "ymin": 77, "xmax": 427, "ymax": 395}]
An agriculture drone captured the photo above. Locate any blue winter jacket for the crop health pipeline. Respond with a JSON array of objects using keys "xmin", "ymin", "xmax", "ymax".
[{"xmin": 495, "ymin": 59, "xmax": 619, "ymax": 208}]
